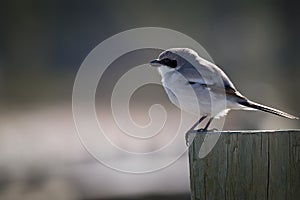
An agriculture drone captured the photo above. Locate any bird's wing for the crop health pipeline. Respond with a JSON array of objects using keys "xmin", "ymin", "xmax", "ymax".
[{"xmin": 177, "ymin": 59, "xmax": 241, "ymax": 98}]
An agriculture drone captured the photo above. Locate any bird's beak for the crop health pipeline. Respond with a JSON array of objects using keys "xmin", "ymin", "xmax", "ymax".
[{"xmin": 149, "ymin": 59, "xmax": 161, "ymax": 67}]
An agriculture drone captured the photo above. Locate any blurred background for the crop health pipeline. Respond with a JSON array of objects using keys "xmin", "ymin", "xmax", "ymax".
[{"xmin": 0, "ymin": 0, "xmax": 299, "ymax": 199}]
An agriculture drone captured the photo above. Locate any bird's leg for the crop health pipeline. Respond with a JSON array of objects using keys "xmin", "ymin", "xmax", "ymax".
[
  {"xmin": 195, "ymin": 117, "xmax": 214, "ymax": 132},
  {"xmin": 185, "ymin": 115, "xmax": 207, "ymax": 146},
  {"xmin": 203, "ymin": 117, "xmax": 214, "ymax": 131},
  {"xmin": 189, "ymin": 115, "xmax": 207, "ymax": 131}
]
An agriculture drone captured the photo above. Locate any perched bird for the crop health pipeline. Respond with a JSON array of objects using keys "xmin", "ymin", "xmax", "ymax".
[{"xmin": 150, "ymin": 48, "xmax": 298, "ymax": 131}]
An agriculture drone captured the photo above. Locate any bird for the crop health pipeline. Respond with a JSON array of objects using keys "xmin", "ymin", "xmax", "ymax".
[{"xmin": 149, "ymin": 48, "xmax": 298, "ymax": 132}]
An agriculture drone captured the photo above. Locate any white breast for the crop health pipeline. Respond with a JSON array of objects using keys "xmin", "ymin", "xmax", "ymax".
[{"xmin": 158, "ymin": 66, "xmax": 229, "ymax": 118}]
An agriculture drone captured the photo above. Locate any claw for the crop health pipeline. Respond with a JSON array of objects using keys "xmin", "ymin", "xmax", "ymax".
[
  {"xmin": 196, "ymin": 128, "xmax": 218, "ymax": 132},
  {"xmin": 196, "ymin": 128, "xmax": 206, "ymax": 132}
]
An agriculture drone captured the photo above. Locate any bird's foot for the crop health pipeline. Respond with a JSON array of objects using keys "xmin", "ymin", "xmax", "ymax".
[
  {"xmin": 185, "ymin": 128, "xmax": 219, "ymax": 146},
  {"xmin": 196, "ymin": 128, "xmax": 218, "ymax": 132},
  {"xmin": 196, "ymin": 128, "xmax": 206, "ymax": 133}
]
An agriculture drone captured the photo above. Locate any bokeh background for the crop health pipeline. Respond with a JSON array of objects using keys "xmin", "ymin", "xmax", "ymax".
[{"xmin": 1, "ymin": 1, "xmax": 299, "ymax": 200}]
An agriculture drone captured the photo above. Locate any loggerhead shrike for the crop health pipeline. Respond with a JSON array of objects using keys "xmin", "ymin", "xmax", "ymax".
[{"xmin": 150, "ymin": 48, "xmax": 298, "ymax": 131}]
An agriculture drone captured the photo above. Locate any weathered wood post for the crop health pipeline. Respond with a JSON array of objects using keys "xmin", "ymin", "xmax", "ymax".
[{"xmin": 188, "ymin": 130, "xmax": 300, "ymax": 200}]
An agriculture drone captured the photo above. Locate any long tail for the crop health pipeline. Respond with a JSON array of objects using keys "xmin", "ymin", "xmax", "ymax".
[{"xmin": 239, "ymin": 100, "xmax": 298, "ymax": 119}]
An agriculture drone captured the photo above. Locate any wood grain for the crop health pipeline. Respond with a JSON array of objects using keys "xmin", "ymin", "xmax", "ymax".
[{"xmin": 188, "ymin": 130, "xmax": 300, "ymax": 200}]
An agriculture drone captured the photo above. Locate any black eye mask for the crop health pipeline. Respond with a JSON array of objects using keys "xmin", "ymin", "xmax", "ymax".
[{"xmin": 159, "ymin": 58, "xmax": 177, "ymax": 68}]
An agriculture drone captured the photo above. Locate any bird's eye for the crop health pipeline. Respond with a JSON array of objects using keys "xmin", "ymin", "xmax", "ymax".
[{"xmin": 161, "ymin": 58, "xmax": 177, "ymax": 68}]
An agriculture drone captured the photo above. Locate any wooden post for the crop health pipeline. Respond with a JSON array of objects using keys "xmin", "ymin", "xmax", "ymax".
[{"xmin": 188, "ymin": 130, "xmax": 300, "ymax": 200}]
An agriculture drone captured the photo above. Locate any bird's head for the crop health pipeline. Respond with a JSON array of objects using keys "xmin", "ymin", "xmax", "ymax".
[{"xmin": 150, "ymin": 48, "xmax": 200, "ymax": 71}]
